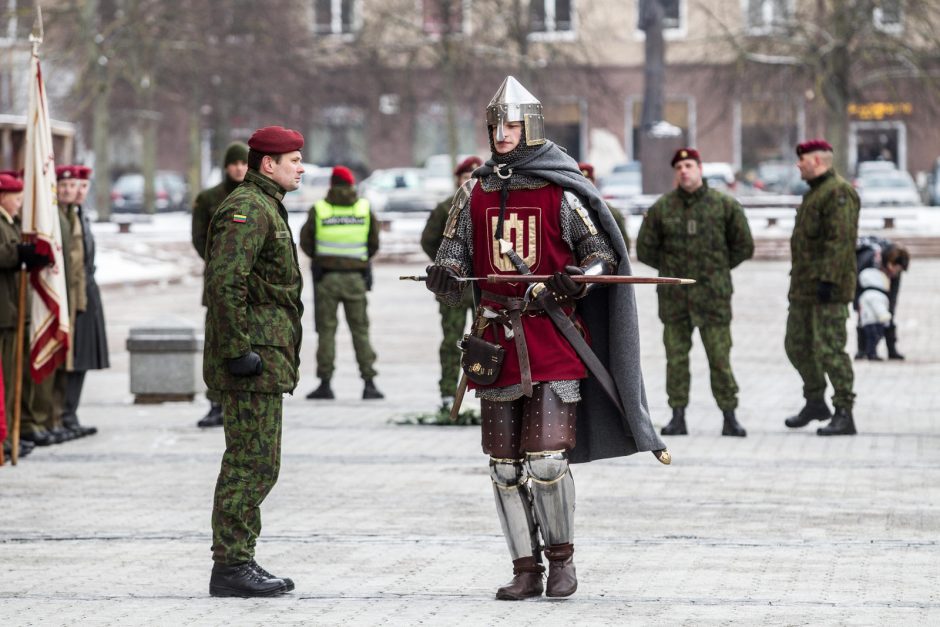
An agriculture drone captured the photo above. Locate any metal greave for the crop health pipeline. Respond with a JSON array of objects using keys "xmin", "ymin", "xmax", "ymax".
[
  {"xmin": 490, "ymin": 458, "xmax": 541, "ymax": 561},
  {"xmin": 525, "ymin": 451, "xmax": 575, "ymax": 547}
]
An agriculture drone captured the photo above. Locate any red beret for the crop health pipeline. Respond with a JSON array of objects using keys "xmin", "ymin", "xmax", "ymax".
[
  {"xmin": 56, "ymin": 165, "xmax": 78, "ymax": 180},
  {"xmin": 796, "ymin": 139, "xmax": 833, "ymax": 156},
  {"xmin": 577, "ymin": 162, "xmax": 595, "ymax": 181},
  {"xmin": 671, "ymin": 148, "xmax": 701, "ymax": 167},
  {"xmin": 0, "ymin": 169, "xmax": 21, "ymax": 180},
  {"xmin": 75, "ymin": 165, "xmax": 92, "ymax": 180},
  {"xmin": 247, "ymin": 126, "xmax": 304, "ymax": 154},
  {"xmin": 0, "ymin": 173, "xmax": 23, "ymax": 192},
  {"xmin": 454, "ymin": 156, "xmax": 483, "ymax": 177},
  {"xmin": 331, "ymin": 165, "xmax": 355, "ymax": 186}
]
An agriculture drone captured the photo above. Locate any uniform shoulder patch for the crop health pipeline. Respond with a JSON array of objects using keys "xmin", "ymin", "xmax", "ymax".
[
  {"xmin": 232, "ymin": 213, "xmax": 248, "ymax": 223},
  {"xmin": 563, "ymin": 190, "xmax": 598, "ymax": 236},
  {"xmin": 444, "ymin": 178, "xmax": 476, "ymax": 239}
]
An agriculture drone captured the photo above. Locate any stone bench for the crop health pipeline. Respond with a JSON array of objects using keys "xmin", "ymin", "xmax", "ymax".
[{"xmin": 126, "ymin": 319, "xmax": 203, "ymax": 403}]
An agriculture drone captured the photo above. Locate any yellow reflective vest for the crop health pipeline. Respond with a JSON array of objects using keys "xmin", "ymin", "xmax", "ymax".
[{"xmin": 313, "ymin": 198, "xmax": 371, "ymax": 261}]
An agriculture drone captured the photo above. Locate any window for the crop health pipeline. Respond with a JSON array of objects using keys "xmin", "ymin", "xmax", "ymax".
[
  {"xmin": 635, "ymin": 0, "xmax": 685, "ymax": 39},
  {"xmin": 529, "ymin": 0, "xmax": 575, "ymax": 39},
  {"xmin": 1, "ymin": 0, "xmax": 33, "ymax": 43},
  {"xmin": 873, "ymin": 0, "xmax": 902, "ymax": 33},
  {"xmin": 313, "ymin": 0, "xmax": 356, "ymax": 35},
  {"xmin": 423, "ymin": 0, "xmax": 466, "ymax": 36},
  {"xmin": 745, "ymin": 0, "xmax": 792, "ymax": 33}
]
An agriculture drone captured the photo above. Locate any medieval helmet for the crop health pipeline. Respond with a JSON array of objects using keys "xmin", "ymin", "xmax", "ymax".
[{"xmin": 486, "ymin": 76, "xmax": 546, "ymax": 146}]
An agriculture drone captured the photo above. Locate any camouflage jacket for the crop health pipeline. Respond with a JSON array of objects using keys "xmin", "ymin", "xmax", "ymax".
[
  {"xmin": 192, "ymin": 176, "xmax": 241, "ymax": 260},
  {"xmin": 421, "ymin": 196, "xmax": 451, "ymax": 261},
  {"xmin": 203, "ymin": 169, "xmax": 304, "ymax": 394},
  {"xmin": 636, "ymin": 183, "xmax": 754, "ymax": 325},
  {"xmin": 788, "ymin": 170, "xmax": 859, "ymax": 304}
]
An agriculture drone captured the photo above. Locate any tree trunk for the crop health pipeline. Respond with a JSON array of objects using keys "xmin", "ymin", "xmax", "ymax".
[
  {"xmin": 640, "ymin": 0, "xmax": 665, "ymax": 130},
  {"xmin": 141, "ymin": 81, "xmax": 158, "ymax": 215}
]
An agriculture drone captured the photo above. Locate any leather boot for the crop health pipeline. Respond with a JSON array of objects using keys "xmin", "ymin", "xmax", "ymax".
[
  {"xmin": 817, "ymin": 407, "xmax": 857, "ymax": 436},
  {"xmin": 661, "ymin": 407, "xmax": 687, "ymax": 435},
  {"xmin": 20, "ymin": 429, "xmax": 55, "ymax": 447},
  {"xmin": 544, "ymin": 543, "xmax": 577, "ymax": 598},
  {"xmin": 885, "ymin": 325, "xmax": 905, "ymax": 360},
  {"xmin": 495, "ymin": 556, "xmax": 544, "ymax": 601},
  {"xmin": 784, "ymin": 399, "xmax": 832, "ymax": 428},
  {"xmin": 721, "ymin": 410, "xmax": 746, "ymax": 437},
  {"xmin": 854, "ymin": 326, "xmax": 866, "ymax": 360},
  {"xmin": 197, "ymin": 402, "xmax": 223, "ymax": 428},
  {"xmin": 209, "ymin": 561, "xmax": 291, "ymax": 597},
  {"xmin": 248, "ymin": 559, "xmax": 294, "ymax": 592},
  {"xmin": 306, "ymin": 379, "xmax": 334, "ymax": 400},
  {"xmin": 362, "ymin": 379, "xmax": 384, "ymax": 400}
]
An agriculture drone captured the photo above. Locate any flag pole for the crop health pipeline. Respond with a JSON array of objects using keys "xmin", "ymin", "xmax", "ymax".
[{"xmin": 10, "ymin": 4, "xmax": 46, "ymax": 466}]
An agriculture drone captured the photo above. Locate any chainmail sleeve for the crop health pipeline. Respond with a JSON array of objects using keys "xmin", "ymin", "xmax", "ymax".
[
  {"xmin": 433, "ymin": 192, "xmax": 474, "ymax": 307},
  {"xmin": 560, "ymin": 192, "xmax": 619, "ymax": 267}
]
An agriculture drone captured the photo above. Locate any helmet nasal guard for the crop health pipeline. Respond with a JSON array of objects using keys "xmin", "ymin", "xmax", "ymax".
[{"xmin": 486, "ymin": 76, "xmax": 546, "ymax": 146}]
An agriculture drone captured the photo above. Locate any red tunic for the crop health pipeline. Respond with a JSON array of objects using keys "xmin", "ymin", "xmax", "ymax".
[{"xmin": 469, "ymin": 183, "xmax": 588, "ymax": 390}]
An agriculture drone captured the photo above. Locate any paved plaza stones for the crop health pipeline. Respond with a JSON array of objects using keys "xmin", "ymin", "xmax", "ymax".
[{"xmin": 1, "ymin": 259, "xmax": 938, "ymax": 625}]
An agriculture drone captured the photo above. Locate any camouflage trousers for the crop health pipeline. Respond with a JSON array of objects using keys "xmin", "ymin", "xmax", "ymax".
[
  {"xmin": 314, "ymin": 271, "xmax": 377, "ymax": 380},
  {"xmin": 785, "ymin": 303, "xmax": 855, "ymax": 410},
  {"xmin": 663, "ymin": 320, "xmax": 738, "ymax": 411},
  {"xmin": 211, "ymin": 390, "xmax": 282, "ymax": 565},
  {"xmin": 438, "ymin": 301, "xmax": 473, "ymax": 397}
]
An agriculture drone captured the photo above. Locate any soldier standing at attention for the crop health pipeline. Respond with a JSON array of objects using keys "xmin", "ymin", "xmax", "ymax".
[
  {"xmin": 300, "ymin": 166, "xmax": 383, "ymax": 401},
  {"xmin": 636, "ymin": 148, "xmax": 753, "ymax": 436},
  {"xmin": 60, "ymin": 165, "xmax": 105, "ymax": 439},
  {"xmin": 192, "ymin": 141, "xmax": 249, "ymax": 428},
  {"xmin": 784, "ymin": 139, "xmax": 859, "ymax": 436},
  {"xmin": 204, "ymin": 126, "xmax": 304, "ymax": 597},
  {"xmin": 420, "ymin": 155, "xmax": 481, "ymax": 410},
  {"xmin": 577, "ymin": 162, "xmax": 630, "ymax": 255}
]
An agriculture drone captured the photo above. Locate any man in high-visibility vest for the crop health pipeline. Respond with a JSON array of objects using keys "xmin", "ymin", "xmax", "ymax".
[{"xmin": 300, "ymin": 166, "xmax": 383, "ymax": 400}]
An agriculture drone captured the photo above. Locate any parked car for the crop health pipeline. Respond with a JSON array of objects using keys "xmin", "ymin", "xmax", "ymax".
[
  {"xmin": 856, "ymin": 169, "xmax": 922, "ymax": 206},
  {"xmin": 928, "ymin": 157, "xmax": 940, "ymax": 206},
  {"xmin": 755, "ymin": 160, "xmax": 805, "ymax": 195},
  {"xmin": 856, "ymin": 160, "xmax": 897, "ymax": 177},
  {"xmin": 359, "ymin": 167, "xmax": 449, "ymax": 213},
  {"xmin": 282, "ymin": 164, "xmax": 333, "ymax": 212},
  {"xmin": 110, "ymin": 171, "xmax": 189, "ymax": 213},
  {"xmin": 598, "ymin": 168, "xmax": 643, "ymax": 214}
]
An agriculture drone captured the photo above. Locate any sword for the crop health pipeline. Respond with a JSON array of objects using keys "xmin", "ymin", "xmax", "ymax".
[{"xmin": 399, "ymin": 274, "xmax": 695, "ymax": 285}]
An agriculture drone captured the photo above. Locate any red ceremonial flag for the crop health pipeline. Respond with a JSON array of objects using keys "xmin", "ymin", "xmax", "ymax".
[{"xmin": 20, "ymin": 44, "xmax": 69, "ymax": 383}]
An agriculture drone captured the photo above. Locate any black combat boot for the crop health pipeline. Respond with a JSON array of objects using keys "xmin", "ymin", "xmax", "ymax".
[
  {"xmin": 660, "ymin": 407, "xmax": 687, "ymax": 435},
  {"xmin": 817, "ymin": 407, "xmax": 857, "ymax": 436},
  {"xmin": 885, "ymin": 325, "xmax": 905, "ymax": 360},
  {"xmin": 721, "ymin": 410, "xmax": 747, "ymax": 437},
  {"xmin": 248, "ymin": 560, "xmax": 294, "ymax": 592},
  {"xmin": 362, "ymin": 379, "xmax": 384, "ymax": 400},
  {"xmin": 20, "ymin": 429, "xmax": 55, "ymax": 447},
  {"xmin": 197, "ymin": 402, "xmax": 223, "ymax": 428},
  {"xmin": 209, "ymin": 561, "xmax": 291, "ymax": 597},
  {"xmin": 306, "ymin": 379, "xmax": 335, "ymax": 400},
  {"xmin": 784, "ymin": 399, "xmax": 832, "ymax": 428}
]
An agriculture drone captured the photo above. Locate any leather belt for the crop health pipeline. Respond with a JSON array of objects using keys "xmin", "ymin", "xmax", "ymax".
[{"xmin": 480, "ymin": 290, "xmax": 538, "ymax": 396}]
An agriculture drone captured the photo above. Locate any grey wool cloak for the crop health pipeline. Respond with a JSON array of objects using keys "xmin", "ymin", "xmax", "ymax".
[{"xmin": 475, "ymin": 141, "xmax": 665, "ymax": 463}]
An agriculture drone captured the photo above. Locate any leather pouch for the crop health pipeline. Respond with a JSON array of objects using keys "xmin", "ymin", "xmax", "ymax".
[{"xmin": 460, "ymin": 334, "xmax": 505, "ymax": 385}]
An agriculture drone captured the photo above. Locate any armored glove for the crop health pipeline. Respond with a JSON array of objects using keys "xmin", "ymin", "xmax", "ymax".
[
  {"xmin": 425, "ymin": 264, "xmax": 460, "ymax": 296},
  {"xmin": 546, "ymin": 265, "xmax": 587, "ymax": 299},
  {"xmin": 16, "ymin": 243, "xmax": 52, "ymax": 270},
  {"xmin": 816, "ymin": 281, "xmax": 835, "ymax": 304},
  {"xmin": 227, "ymin": 351, "xmax": 263, "ymax": 377}
]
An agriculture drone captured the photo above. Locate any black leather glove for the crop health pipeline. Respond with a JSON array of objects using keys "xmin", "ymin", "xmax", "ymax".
[
  {"xmin": 817, "ymin": 281, "xmax": 835, "ymax": 304},
  {"xmin": 425, "ymin": 264, "xmax": 460, "ymax": 296},
  {"xmin": 546, "ymin": 265, "xmax": 586, "ymax": 299},
  {"xmin": 17, "ymin": 243, "xmax": 51, "ymax": 270},
  {"xmin": 227, "ymin": 351, "xmax": 263, "ymax": 377}
]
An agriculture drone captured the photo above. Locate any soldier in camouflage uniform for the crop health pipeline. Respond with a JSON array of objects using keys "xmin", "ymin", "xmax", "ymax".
[
  {"xmin": 299, "ymin": 166, "xmax": 383, "ymax": 401},
  {"xmin": 204, "ymin": 126, "xmax": 305, "ymax": 597},
  {"xmin": 784, "ymin": 139, "xmax": 859, "ymax": 436},
  {"xmin": 420, "ymin": 156, "xmax": 481, "ymax": 408},
  {"xmin": 192, "ymin": 141, "xmax": 248, "ymax": 428},
  {"xmin": 578, "ymin": 162, "xmax": 630, "ymax": 255},
  {"xmin": 636, "ymin": 148, "xmax": 753, "ymax": 436}
]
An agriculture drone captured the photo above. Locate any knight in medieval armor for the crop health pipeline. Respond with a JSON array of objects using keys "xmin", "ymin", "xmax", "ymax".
[{"xmin": 424, "ymin": 76, "xmax": 668, "ymax": 600}]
